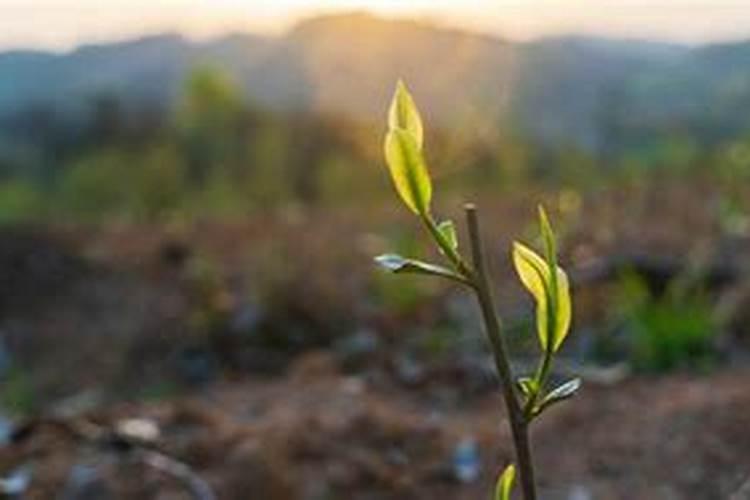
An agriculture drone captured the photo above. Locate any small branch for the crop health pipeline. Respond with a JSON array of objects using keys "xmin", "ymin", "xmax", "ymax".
[
  {"xmin": 464, "ymin": 203, "xmax": 537, "ymax": 500},
  {"xmin": 139, "ymin": 450, "xmax": 216, "ymax": 500},
  {"xmin": 11, "ymin": 417, "xmax": 216, "ymax": 500}
]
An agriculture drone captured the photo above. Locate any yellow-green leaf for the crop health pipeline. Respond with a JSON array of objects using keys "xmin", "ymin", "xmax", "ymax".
[
  {"xmin": 437, "ymin": 219, "xmax": 458, "ymax": 250},
  {"xmin": 512, "ymin": 242, "xmax": 571, "ymax": 352},
  {"xmin": 495, "ymin": 464, "xmax": 515, "ymax": 500},
  {"xmin": 388, "ymin": 80, "xmax": 424, "ymax": 150},
  {"xmin": 384, "ymin": 128, "xmax": 432, "ymax": 215},
  {"xmin": 554, "ymin": 268, "xmax": 572, "ymax": 351},
  {"xmin": 538, "ymin": 205, "xmax": 556, "ymax": 267}
]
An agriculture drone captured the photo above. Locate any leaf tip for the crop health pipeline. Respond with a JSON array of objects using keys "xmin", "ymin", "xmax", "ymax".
[
  {"xmin": 374, "ymin": 253, "xmax": 404, "ymax": 272},
  {"xmin": 538, "ymin": 203, "xmax": 549, "ymax": 226},
  {"xmin": 495, "ymin": 463, "xmax": 516, "ymax": 500},
  {"xmin": 387, "ymin": 79, "xmax": 424, "ymax": 150}
]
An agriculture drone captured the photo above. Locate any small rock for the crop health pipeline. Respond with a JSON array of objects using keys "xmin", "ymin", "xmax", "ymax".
[
  {"xmin": 0, "ymin": 465, "xmax": 32, "ymax": 497},
  {"xmin": 115, "ymin": 417, "xmax": 160, "ymax": 444},
  {"xmin": 452, "ymin": 437, "xmax": 480, "ymax": 483}
]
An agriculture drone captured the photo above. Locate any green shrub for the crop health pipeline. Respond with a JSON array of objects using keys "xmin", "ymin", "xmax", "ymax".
[
  {"xmin": 58, "ymin": 150, "xmax": 134, "ymax": 219},
  {"xmin": 130, "ymin": 145, "xmax": 188, "ymax": 221},
  {"xmin": 614, "ymin": 272, "xmax": 717, "ymax": 372},
  {"xmin": 0, "ymin": 180, "xmax": 46, "ymax": 223},
  {"xmin": 1, "ymin": 367, "xmax": 36, "ymax": 416},
  {"xmin": 56, "ymin": 146, "xmax": 190, "ymax": 222}
]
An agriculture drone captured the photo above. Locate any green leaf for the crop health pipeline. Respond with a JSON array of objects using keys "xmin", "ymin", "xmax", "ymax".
[
  {"xmin": 375, "ymin": 254, "xmax": 468, "ymax": 285},
  {"xmin": 535, "ymin": 378, "xmax": 581, "ymax": 415},
  {"xmin": 553, "ymin": 271, "xmax": 571, "ymax": 352},
  {"xmin": 538, "ymin": 205, "xmax": 558, "ymax": 313},
  {"xmin": 495, "ymin": 464, "xmax": 515, "ymax": 500},
  {"xmin": 512, "ymin": 242, "xmax": 571, "ymax": 352},
  {"xmin": 384, "ymin": 128, "xmax": 432, "ymax": 215},
  {"xmin": 538, "ymin": 206, "xmax": 571, "ymax": 352},
  {"xmin": 388, "ymin": 80, "xmax": 424, "ymax": 150},
  {"xmin": 516, "ymin": 377, "xmax": 537, "ymax": 397},
  {"xmin": 437, "ymin": 219, "xmax": 458, "ymax": 251},
  {"xmin": 538, "ymin": 205, "xmax": 557, "ymax": 273}
]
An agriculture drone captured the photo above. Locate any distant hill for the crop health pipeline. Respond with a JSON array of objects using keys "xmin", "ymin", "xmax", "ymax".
[{"xmin": 2, "ymin": 12, "xmax": 750, "ymax": 154}]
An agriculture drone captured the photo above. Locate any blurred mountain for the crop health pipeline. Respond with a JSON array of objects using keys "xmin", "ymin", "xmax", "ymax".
[
  {"xmin": 2, "ymin": 12, "xmax": 750, "ymax": 152},
  {"xmin": 514, "ymin": 36, "xmax": 689, "ymax": 149}
]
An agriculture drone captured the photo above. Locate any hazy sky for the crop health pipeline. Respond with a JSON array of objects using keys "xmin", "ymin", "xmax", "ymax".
[{"xmin": 2, "ymin": 0, "xmax": 750, "ymax": 51}]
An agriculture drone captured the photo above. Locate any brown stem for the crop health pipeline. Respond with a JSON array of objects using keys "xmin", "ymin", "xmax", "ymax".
[{"xmin": 464, "ymin": 203, "xmax": 537, "ymax": 500}]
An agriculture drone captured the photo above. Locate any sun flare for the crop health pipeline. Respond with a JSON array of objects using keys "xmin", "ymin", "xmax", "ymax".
[{"xmin": 1, "ymin": 0, "xmax": 750, "ymax": 49}]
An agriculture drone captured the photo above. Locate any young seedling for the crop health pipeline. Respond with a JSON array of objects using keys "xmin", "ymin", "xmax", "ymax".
[{"xmin": 375, "ymin": 81, "xmax": 578, "ymax": 500}]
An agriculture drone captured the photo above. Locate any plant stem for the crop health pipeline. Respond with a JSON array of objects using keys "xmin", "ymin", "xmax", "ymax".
[
  {"xmin": 421, "ymin": 213, "xmax": 473, "ymax": 279},
  {"xmin": 524, "ymin": 349, "xmax": 553, "ymax": 419},
  {"xmin": 464, "ymin": 203, "xmax": 537, "ymax": 500}
]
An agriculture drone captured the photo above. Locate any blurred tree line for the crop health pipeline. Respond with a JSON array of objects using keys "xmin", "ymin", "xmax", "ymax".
[
  {"xmin": 1, "ymin": 66, "xmax": 749, "ymax": 224},
  {"xmin": 0, "ymin": 67, "xmax": 383, "ymax": 223}
]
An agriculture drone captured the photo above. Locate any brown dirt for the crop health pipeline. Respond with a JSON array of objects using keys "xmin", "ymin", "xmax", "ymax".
[{"xmin": 3, "ymin": 351, "xmax": 749, "ymax": 499}]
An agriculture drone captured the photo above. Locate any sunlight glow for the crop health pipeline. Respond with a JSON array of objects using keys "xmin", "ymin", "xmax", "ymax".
[{"xmin": 1, "ymin": 0, "xmax": 750, "ymax": 50}]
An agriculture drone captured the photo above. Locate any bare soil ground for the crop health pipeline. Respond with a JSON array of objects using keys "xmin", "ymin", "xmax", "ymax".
[{"xmin": 3, "ymin": 351, "xmax": 749, "ymax": 499}]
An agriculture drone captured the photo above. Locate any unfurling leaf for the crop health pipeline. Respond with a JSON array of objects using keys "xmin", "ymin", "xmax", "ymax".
[
  {"xmin": 375, "ymin": 254, "xmax": 468, "ymax": 285},
  {"xmin": 516, "ymin": 377, "xmax": 537, "ymax": 397},
  {"xmin": 535, "ymin": 378, "xmax": 581, "ymax": 415},
  {"xmin": 512, "ymin": 241, "xmax": 571, "ymax": 352},
  {"xmin": 388, "ymin": 80, "xmax": 424, "ymax": 150},
  {"xmin": 495, "ymin": 464, "xmax": 516, "ymax": 500},
  {"xmin": 384, "ymin": 128, "xmax": 432, "ymax": 215},
  {"xmin": 538, "ymin": 205, "xmax": 557, "ymax": 270},
  {"xmin": 437, "ymin": 219, "xmax": 458, "ymax": 251}
]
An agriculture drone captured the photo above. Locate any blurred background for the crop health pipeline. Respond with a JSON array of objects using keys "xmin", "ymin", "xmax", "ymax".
[{"xmin": 1, "ymin": 1, "xmax": 750, "ymax": 498}]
